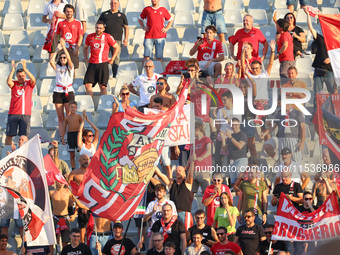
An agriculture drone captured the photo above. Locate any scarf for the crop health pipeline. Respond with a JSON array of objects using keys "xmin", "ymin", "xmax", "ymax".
[
  {"xmin": 160, "ymin": 216, "xmax": 177, "ymax": 242},
  {"xmin": 43, "ymin": 12, "xmax": 59, "ymax": 52}
]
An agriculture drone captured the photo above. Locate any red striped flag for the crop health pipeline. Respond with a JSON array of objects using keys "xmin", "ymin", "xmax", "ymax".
[{"xmin": 44, "ymin": 155, "xmax": 68, "ymax": 186}]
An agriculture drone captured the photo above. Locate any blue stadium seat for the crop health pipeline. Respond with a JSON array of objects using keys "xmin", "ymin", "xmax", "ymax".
[
  {"xmin": 296, "ymin": 57, "xmax": 314, "ymax": 74},
  {"xmin": 97, "ymin": 111, "xmax": 112, "ymax": 129},
  {"xmin": 272, "ymin": 0, "xmax": 287, "ymax": 10},
  {"xmin": 2, "ymin": 14, "xmax": 24, "ymax": 31},
  {"xmin": 86, "ymin": 15, "xmax": 97, "ymax": 29},
  {"xmin": 163, "ymin": 43, "xmax": 179, "ymax": 61},
  {"xmin": 132, "ymin": 29, "xmax": 145, "ymax": 45},
  {"xmin": 75, "ymin": 62, "xmax": 87, "ymax": 78},
  {"xmin": 27, "ymin": 0, "xmax": 46, "ymax": 15},
  {"xmin": 120, "ymin": 46, "xmax": 130, "ymax": 61},
  {"xmin": 0, "ymin": 80, "xmax": 10, "ymax": 96},
  {"xmin": 39, "ymin": 62, "xmax": 56, "ymax": 79},
  {"xmin": 8, "ymin": 31, "xmax": 30, "ymax": 46},
  {"xmin": 248, "ymin": 0, "xmax": 270, "ymax": 11},
  {"xmin": 84, "ymin": 0, "xmax": 97, "ymax": 15},
  {"xmin": 0, "ymin": 31, "xmax": 6, "ymax": 48},
  {"xmin": 31, "ymin": 111, "xmax": 43, "ymax": 128},
  {"xmin": 0, "ymin": 63, "xmax": 11, "ymax": 78},
  {"xmin": 114, "ymin": 76, "xmax": 134, "ymax": 95},
  {"xmin": 166, "ymin": 75, "xmax": 181, "ymax": 94},
  {"xmin": 182, "ymin": 28, "xmax": 199, "ymax": 44},
  {"xmin": 75, "ymin": 95, "xmax": 95, "ymax": 112},
  {"xmin": 181, "ymin": 43, "xmax": 196, "ymax": 60},
  {"xmin": 27, "ymin": 13, "xmax": 48, "ymax": 30},
  {"xmin": 131, "ymin": 44, "xmax": 148, "ymax": 61},
  {"xmin": 32, "ymin": 45, "xmax": 49, "ymax": 63},
  {"xmin": 126, "ymin": 12, "xmax": 141, "ymax": 29},
  {"xmin": 174, "ymin": 0, "xmax": 195, "ymax": 13},
  {"xmin": 8, "ymin": 46, "xmax": 30, "ymax": 61},
  {"xmin": 3, "ymin": 0, "xmax": 24, "ymax": 16},
  {"xmin": 32, "ymin": 95, "xmax": 43, "ymax": 113},
  {"xmin": 166, "ymin": 29, "xmax": 179, "ymax": 44},
  {"xmin": 125, "ymin": 0, "xmax": 145, "ymax": 13},
  {"xmin": 248, "ymin": 9, "xmax": 268, "ymax": 26},
  {"xmin": 160, "ymin": 0, "xmax": 170, "ymax": 10},
  {"xmin": 72, "ymin": 79, "xmax": 85, "ymax": 95},
  {"xmin": 224, "ymin": 10, "xmax": 243, "ymax": 27},
  {"xmin": 39, "ymin": 79, "xmax": 55, "ymax": 97},
  {"xmin": 117, "ymin": 62, "xmax": 138, "ymax": 78},
  {"xmin": 296, "ymin": 9, "xmax": 317, "ymax": 26},
  {"xmin": 270, "ymin": 9, "xmax": 289, "ymax": 25},
  {"xmin": 223, "ymin": 0, "xmax": 245, "ymax": 12},
  {"xmin": 32, "ymin": 30, "xmax": 47, "ymax": 48},
  {"xmin": 97, "ymin": 95, "xmax": 115, "ymax": 112},
  {"xmin": 260, "ymin": 26, "xmax": 277, "ymax": 42},
  {"xmin": 321, "ymin": 7, "xmax": 339, "ymax": 14},
  {"xmin": 322, "ymin": 0, "xmax": 340, "ymax": 8},
  {"xmin": 173, "ymin": 11, "xmax": 195, "ymax": 28}
]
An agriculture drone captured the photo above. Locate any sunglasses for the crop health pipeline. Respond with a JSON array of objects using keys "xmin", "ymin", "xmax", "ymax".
[
  {"xmin": 286, "ymin": 16, "xmax": 294, "ymax": 19},
  {"xmin": 265, "ymin": 231, "xmax": 272, "ymax": 235},
  {"xmin": 213, "ymin": 179, "xmax": 222, "ymax": 182},
  {"xmin": 217, "ymin": 233, "xmax": 225, "ymax": 236},
  {"xmin": 195, "ymin": 216, "xmax": 205, "ymax": 219},
  {"xmin": 60, "ymin": 57, "xmax": 67, "ymax": 59},
  {"xmin": 87, "ymin": 134, "xmax": 94, "ymax": 137},
  {"xmin": 121, "ymin": 92, "xmax": 129, "ymax": 96},
  {"xmin": 156, "ymin": 82, "xmax": 164, "ymax": 85},
  {"xmin": 244, "ymin": 215, "xmax": 253, "ymax": 219},
  {"xmin": 304, "ymin": 198, "xmax": 313, "ymax": 201}
]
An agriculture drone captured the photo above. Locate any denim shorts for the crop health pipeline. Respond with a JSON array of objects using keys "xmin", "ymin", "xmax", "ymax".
[
  {"xmin": 0, "ymin": 219, "xmax": 24, "ymax": 228},
  {"xmin": 143, "ymin": 38, "xmax": 165, "ymax": 59},
  {"xmin": 286, "ymin": 0, "xmax": 309, "ymax": 6},
  {"xmin": 201, "ymin": 10, "xmax": 227, "ymax": 34}
]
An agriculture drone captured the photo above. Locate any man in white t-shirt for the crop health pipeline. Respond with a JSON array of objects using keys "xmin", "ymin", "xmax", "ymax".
[
  {"xmin": 128, "ymin": 60, "xmax": 160, "ymax": 113},
  {"xmin": 144, "ymin": 183, "xmax": 177, "ymax": 227},
  {"xmin": 274, "ymin": 147, "xmax": 311, "ymax": 191}
]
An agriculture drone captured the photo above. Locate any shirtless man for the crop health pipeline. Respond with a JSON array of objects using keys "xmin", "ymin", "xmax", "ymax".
[
  {"xmin": 0, "ymin": 234, "xmax": 16, "ymax": 255},
  {"xmin": 150, "ymin": 77, "xmax": 176, "ymax": 110},
  {"xmin": 50, "ymin": 182, "xmax": 77, "ymax": 248},
  {"xmin": 68, "ymin": 154, "xmax": 90, "ymax": 243},
  {"xmin": 90, "ymin": 217, "xmax": 113, "ymax": 255},
  {"xmin": 201, "ymin": 0, "xmax": 225, "ymax": 42},
  {"xmin": 312, "ymin": 170, "xmax": 338, "ymax": 207}
]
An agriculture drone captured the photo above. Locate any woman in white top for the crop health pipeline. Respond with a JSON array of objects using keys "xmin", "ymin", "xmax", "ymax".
[
  {"xmin": 77, "ymin": 110, "xmax": 99, "ymax": 159},
  {"xmin": 50, "ymin": 38, "xmax": 75, "ymax": 139}
]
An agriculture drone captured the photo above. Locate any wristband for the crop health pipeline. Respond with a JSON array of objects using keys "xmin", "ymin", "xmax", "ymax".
[
  {"xmin": 263, "ymin": 212, "xmax": 267, "ymax": 215},
  {"xmin": 271, "ymin": 51, "xmax": 275, "ymax": 53}
]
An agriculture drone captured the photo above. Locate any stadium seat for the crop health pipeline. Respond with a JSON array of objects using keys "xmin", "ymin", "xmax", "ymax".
[
  {"xmin": 182, "ymin": 28, "xmax": 199, "ymax": 44},
  {"xmin": 321, "ymin": 7, "xmax": 339, "ymax": 14},
  {"xmin": 117, "ymin": 61, "xmax": 138, "ymax": 77},
  {"xmin": 132, "ymin": 29, "xmax": 145, "ymax": 45},
  {"xmin": 125, "ymin": 0, "xmax": 145, "ymax": 13},
  {"xmin": 8, "ymin": 31, "xmax": 30, "ymax": 47},
  {"xmin": 0, "ymin": 51, "xmax": 5, "ymax": 62},
  {"xmin": 32, "ymin": 30, "xmax": 47, "ymax": 48},
  {"xmin": 0, "ymin": 96, "xmax": 11, "ymax": 111},
  {"xmin": 173, "ymin": 11, "xmax": 195, "ymax": 28},
  {"xmin": 272, "ymin": 0, "xmax": 287, "ymax": 10},
  {"xmin": 29, "ymin": 128, "xmax": 50, "ymax": 143},
  {"xmin": 114, "ymin": 76, "xmax": 134, "ymax": 95},
  {"xmin": 296, "ymin": 9, "xmax": 317, "ymax": 26},
  {"xmin": 101, "ymin": 0, "xmax": 122, "ymax": 12},
  {"xmin": 97, "ymin": 111, "xmax": 112, "ymax": 130},
  {"xmin": 45, "ymin": 111, "xmax": 58, "ymax": 130},
  {"xmin": 75, "ymin": 95, "xmax": 95, "ymax": 112},
  {"xmin": 75, "ymin": 62, "xmax": 87, "ymax": 78},
  {"xmin": 27, "ymin": 0, "xmax": 45, "ymax": 15},
  {"xmin": 0, "ymin": 31, "xmax": 6, "ymax": 48},
  {"xmin": 126, "ymin": 12, "xmax": 141, "ymax": 29},
  {"xmin": 223, "ymin": 0, "xmax": 245, "ymax": 12},
  {"xmin": 27, "ymin": 13, "xmax": 48, "ymax": 30},
  {"xmin": 248, "ymin": 9, "xmax": 268, "ymax": 26},
  {"xmin": 181, "ymin": 43, "xmax": 196, "ymax": 60},
  {"xmin": 129, "ymin": 94, "xmax": 140, "ymax": 106},
  {"xmin": 58, "ymin": 144, "xmax": 71, "ymax": 161},
  {"xmin": 39, "ymin": 62, "xmax": 56, "ymax": 79},
  {"xmin": 3, "ymin": 0, "xmax": 24, "ymax": 16},
  {"xmin": 166, "ymin": 75, "xmax": 181, "ymax": 94},
  {"xmin": 296, "ymin": 57, "xmax": 314, "ymax": 74},
  {"xmin": 159, "ymin": 0, "xmax": 170, "ymax": 10},
  {"xmin": 39, "ymin": 79, "xmax": 55, "ymax": 97},
  {"xmin": 0, "ymin": 63, "xmax": 11, "ymax": 78},
  {"xmin": 1, "ymin": 145, "xmax": 13, "ymax": 159},
  {"xmin": 8, "ymin": 45, "xmax": 30, "ymax": 61},
  {"xmin": 72, "ymin": 78, "xmax": 85, "ymax": 94},
  {"xmin": 322, "ymin": 0, "xmax": 340, "ymax": 8},
  {"xmin": 31, "ymin": 111, "xmax": 43, "ymax": 128},
  {"xmin": 32, "ymin": 96, "xmax": 43, "ymax": 113},
  {"xmin": 84, "ymin": 0, "xmax": 97, "ymax": 15},
  {"xmin": 141, "ymin": 61, "xmax": 163, "ymax": 74},
  {"xmin": 2, "ymin": 14, "xmax": 24, "ymax": 31},
  {"xmin": 248, "ymin": 0, "xmax": 270, "ymax": 12},
  {"xmin": 97, "ymin": 95, "xmax": 115, "ymax": 112},
  {"xmin": 44, "ymin": 96, "xmax": 54, "ymax": 113},
  {"xmin": 224, "ymin": 10, "xmax": 243, "ymax": 27},
  {"xmin": 163, "ymin": 43, "xmax": 179, "ymax": 61},
  {"xmin": 32, "ymin": 45, "xmax": 49, "ymax": 63},
  {"xmin": 174, "ymin": 0, "xmax": 195, "ymax": 13},
  {"xmin": 0, "ymin": 111, "xmax": 8, "ymax": 130},
  {"xmin": 270, "ymin": 9, "xmax": 289, "ymax": 25},
  {"xmin": 86, "ymin": 15, "xmax": 97, "ymax": 29},
  {"xmin": 92, "ymin": 83, "xmax": 112, "ymax": 95},
  {"xmin": 260, "ymin": 26, "xmax": 277, "ymax": 42},
  {"xmin": 166, "ymin": 29, "xmax": 179, "ymax": 44},
  {"xmin": 0, "ymin": 81, "xmax": 10, "ymax": 96},
  {"xmin": 131, "ymin": 44, "xmax": 147, "ymax": 61},
  {"xmin": 120, "ymin": 46, "xmax": 130, "ymax": 61}
]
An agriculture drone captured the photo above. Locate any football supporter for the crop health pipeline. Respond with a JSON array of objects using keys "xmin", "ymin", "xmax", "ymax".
[
  {"xmin": 201, "ymin": 0, "xmax": 226, "ymax": 42},
  {"xmin": 90, "ymin": 218, "xmax": 113, "ymax": 255},
  {"xmin": 138, "ymin": 0, "xmax": 173, "ymax": 64},
  {"xmin": 83, "ymin": 20, "xmax": 120, "ymax": 97},
  {"xmin": 112, "ymin": 85, "xmax": 138, "ymax": 113},
  {"xmin": 60, "ymin": 228, "xmax": 92, "ymax": 255},
  {"xmin": 184, "ymin": 230, "xmax": 210, "ymax": 255},
  {"xmin": 257, "ymin": 225, "xmax": 289, "ymax": 255},
  {"xmin": 5, "ymin": 60, "xmax": 36, "ymax": 146},
  {"xmin": 0, "ymin": 234, "xmax": 16, "ymax": 255},
  {"xmin": 146, "ymin": 233, "xmax": 165, "ymax": 255},
  {"xmin": 55, "ymin": 4, "xmax": 83, "ymax": 69},
  {"xmin": 68, "ymin": 0, "xmax": 87, "ymax": 32},
  {"xmin": 230, "ymin": 14, "xmax": 268, "ymax": 61},
  {"xmin": 210, "ymin": 227, "xmax": 242, "ymax": 255},
  {"xmin": 150, "ymin": 78, "xmax": 176, "ymax": 110},
  {"xmin": 189, "ymin": 25, "xmax": 224, "ymax": 78},
  {"xmin": 202, "ymin": 173, "xmax": 232, "ymax": 226}
]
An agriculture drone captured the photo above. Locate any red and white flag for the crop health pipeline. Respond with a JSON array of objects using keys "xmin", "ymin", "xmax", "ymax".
[
  {"xmin": 44, "ymin": 155, "xmax": 68, "ymax": 186},
  {"xmin": 272, "ymin": 192, "xmax": 340, "ymax": 242},
  {"xmin": 0, "ymin": 135, "xmax": 56, "ymax": 245},
  {"xmin": 319, "ymin": 14, "xmax": 340, "ymax": 88}
]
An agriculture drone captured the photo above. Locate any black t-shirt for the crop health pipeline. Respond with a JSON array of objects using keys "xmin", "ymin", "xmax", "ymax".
[
  {"xmin": 61, "ymin": 243, "xmax": 92, "ymax": 255},
  {"xmin": 98, "ymin": 10, "xmax": 128, "ymax": 41},
  {"xmin": 146, "ymin": 248, "xmax": 165, "ymax": 255},
  {"xmin": 25, "ymin": 243, "xmax": 50, "ymax": 255},
  {"xmin": 226, "ymin": 130, "xmax": 248, "ymax": 160},
  {"xmin": 236, "ymin": 224, "xmax": 265, "ymax": 255},
  {"xmin": 151, "ymin": 219, "xmax": 186, "ymax": 253},
  {"xmin": 170, "ymin": 181, "xmax": 192, "ymax": 212},
  {"xmin": 102, "ymin": 238, "xmax": 135, "ymax": 255},
  {"xmin": 296, "ymin": 205, "xmax": 319, "ymax": 214},
  {"xmin": 258, "ymin": 240, "xmax": 288, "ymax": 255},
  {"xmin": 188, "ymin": 225, "xmax": 214, "ymax": 246},
  {"xmin": 273, "ymin": 181, "xmax": 303, "ymax": 207},
  {"xmin": 312, "ymin": 33, "xmax": 332, "ymax": 71}
]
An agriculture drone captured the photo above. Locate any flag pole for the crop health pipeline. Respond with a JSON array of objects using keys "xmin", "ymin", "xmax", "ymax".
[
  {"xmin": 138, "ymin": 219, "xmax": 143, "ymax": 252},
  {"xmin": 94, "ymin": 216, "xmax": 99, "ymax": 243},
  {"xmin": 267, "ymin": 241, "xmax": 272, "ymax": 255},
  {"xmin": 117, "ymin": 217, "xmax": 132, "ymax": 255}
]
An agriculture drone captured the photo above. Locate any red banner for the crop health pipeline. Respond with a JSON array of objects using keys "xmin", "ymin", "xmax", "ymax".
[
  {"xmin": 272, "ymin": 192, "xmax": 340, "ymax": 241},
  {"xmin": 44, "ymin": 155, "xmax": 68, "ymax": 186},
  {"xmin": 71, "ymin": 85, "xmax": 188, "ymax": 221}
]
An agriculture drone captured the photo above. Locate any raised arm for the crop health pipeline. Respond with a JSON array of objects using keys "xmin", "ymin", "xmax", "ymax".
[
  {"xmin": 266, "ymin": 40, "xmax": 276, "ymax": 75},
  {"xmin": 84, "ymin": 110, "xmax": 99, "ymax": 148},
  {"xmin": 21, "ymin": 60, "xmax": 36, "ymax": 86},
  {"xmin": 304, "ymin": 8, "xmax": 317, "ymax": 39},
  {"xmin": 60, "ymin": 38, "xmax": 74, "ymax": 69},
  {"xmin": 77, "ymin": 113, "xmax": 86, "ymax": 151},
  {"xmin": 7, "ymin": 60, "xmax": 17, "ymax": 88}
]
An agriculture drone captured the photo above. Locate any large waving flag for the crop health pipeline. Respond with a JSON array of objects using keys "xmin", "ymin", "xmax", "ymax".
[
  {"xmin": 0, "ymin": 135, "xmax": 56, "ymax": 245},
  {"xmin": 0, "ymin": 186, "xmax": 22, "ymax": 219},
  {"xmin": 272, "ymin": 192, "xmax": 340, "ymax": 241},
  {"xmin": 44, "ymin": 155, "xmax": 68, "ymax": 186},
  {"xmin": 72, "ymin": 85, "xmax": 189, "ymax": 221},
  {"xmin": 319, "ymin": 14, "xmax": 340, "ymax": 87}
]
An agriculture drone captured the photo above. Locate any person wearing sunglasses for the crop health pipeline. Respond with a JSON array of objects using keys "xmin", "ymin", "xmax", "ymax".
[
  {"xmin": 77, "ymin": 110, "xmax": 99, "ymax": 159},
  {"xmin": 257, "ymin": 224, "xmax": 289, "ymax": 255},
  {"xmin": 202, "ymin": 173, "xmax": 232, "ymax": 226},
  {"xmin": 150, "ymin": 78, "xmax": 176, "ymax": 111},
  {"xmin": 50, "ymin": 38, "xmax": 75, "ymax": 140},
  {"xmin": 210, "ymin": 226, "xmax": 242, "ymax": 255},
  {"xmin": 112, "ymin": 85, "xmax": 137, "ymax": 114},
  {"xmin": 234, "ymin": 209, "xmax": 266, "ymax": 255}
]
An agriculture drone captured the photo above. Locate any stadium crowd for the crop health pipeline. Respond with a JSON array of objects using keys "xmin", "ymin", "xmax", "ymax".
[{"xmin": 1, "ymin": 1, "xmax": 339, "ymax": 255}]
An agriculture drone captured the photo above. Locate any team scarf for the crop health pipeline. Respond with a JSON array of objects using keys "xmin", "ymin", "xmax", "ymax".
[
  {"xmin": 161, "ymin": 216, "xmax": 177, "ymax": 242},
  {"xmin": 43, "ymin": 12, "xmax": 58, "ymax": 52}
]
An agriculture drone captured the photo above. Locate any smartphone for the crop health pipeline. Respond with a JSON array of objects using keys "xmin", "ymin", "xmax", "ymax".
[
  {"xmin": 197, "ymin": 36, "xmax": 202, "ymax": 41},
  {"xmin": 274, "ymin": 193, "xmax": 279, "ymax": 198}
]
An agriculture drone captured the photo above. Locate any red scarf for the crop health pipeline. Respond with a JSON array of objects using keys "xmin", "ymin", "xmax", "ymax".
[
  {"xmin": 160, "ymin": 216, "xmax": 177, "ymax": 242},
  {"xmin": 43, "ymin": 12, "xmax": 59, "ymax": 51}
]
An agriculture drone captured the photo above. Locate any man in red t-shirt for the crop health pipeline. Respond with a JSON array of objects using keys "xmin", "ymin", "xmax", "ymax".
[
  {"xmin": 55, "ymin": 4, "xmax": 84, "ymax": 69},
  {"xmin": 210, "ymin": 227, "xmax": 242, "ymax": 255},
  {"xmin": 189, "ymin": 25, "xmax": 224, "ymax": 78},
  {"xmin": 202, "ymin": 173, "xmax": 232, "ymax": 226},
  {"xmin": 138, "ymin": 0, "xmax": 173, "ymax": 65},
  {"xmin": 230, "ymin": 14, "xmax": 268, "ymax": 62},
  {"xmin": 5, "ymin": 60, "xmax": 36, "ymax": 146},
  {"xmin": 276, "ymin": 18, "xmax": 295, "ymax": 85},
  {"xmin": 83, "ymin": 20, "xmax": 120, "ymax": 97}
]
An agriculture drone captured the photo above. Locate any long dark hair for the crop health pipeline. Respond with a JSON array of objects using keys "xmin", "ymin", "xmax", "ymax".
[
  {"xmin": 284, "ymin": 12, "xmax": 296, "ymax": 27},
  {"xmin": 219, "ymin": 192, "xmax": 233, "ymax": 207},
  {"xmin": 82, "ymin": 129, "xmax": 93, "ymax": 143},
  {"xmin": 56, "ymin": 50, "xmax": 72, "ymax": 76}
]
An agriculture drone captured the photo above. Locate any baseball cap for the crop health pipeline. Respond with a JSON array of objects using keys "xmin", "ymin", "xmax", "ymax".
[
  {"xmin": 113, "ymin": 222, "xmax": 124, "ymax": 229},
  {"xmin": 281, "ymin": 147, "xmax": 292, "ymax": 155}
]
